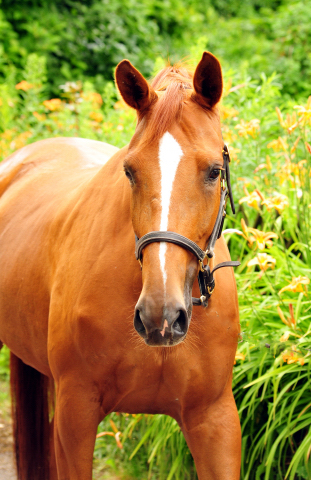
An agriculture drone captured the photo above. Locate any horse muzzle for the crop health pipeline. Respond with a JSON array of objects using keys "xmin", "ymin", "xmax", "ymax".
[{"xmin": 134, "ymin": 297, "xmax": 189, "ymax": 346}]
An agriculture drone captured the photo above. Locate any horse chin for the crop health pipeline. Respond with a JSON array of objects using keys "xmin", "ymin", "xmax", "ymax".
[{"xmin": 144, "ymin": 330, "xmax": 187, "ymax": 347}]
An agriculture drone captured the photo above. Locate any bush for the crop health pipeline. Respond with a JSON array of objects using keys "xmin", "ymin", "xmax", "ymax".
[
  {"xmin": 1, "ymin": 0, "xmax": 310, "ymax": 98},
  {"xmin": 0, "ymin": 0, "xmax": 205, "ymax": 94}
]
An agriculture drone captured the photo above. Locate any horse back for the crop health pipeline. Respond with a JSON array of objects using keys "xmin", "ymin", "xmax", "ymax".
[
  {"xmin": 0, "ymin": 136, "xmax": 118, "ymax": 193},
  {"xmin": 0, "ymin": 137, "xmax": 120, "ymax": 374}
]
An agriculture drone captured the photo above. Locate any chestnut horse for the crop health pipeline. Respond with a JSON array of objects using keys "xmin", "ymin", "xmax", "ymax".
[{"xmin": 0, "ymin": 52, "xmax": 241, "ymax": 480}]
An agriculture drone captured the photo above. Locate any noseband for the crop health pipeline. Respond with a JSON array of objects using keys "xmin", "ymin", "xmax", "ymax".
[{"xmin": 135, "ymin": 145, "xmax": 240, "ymax": 308}]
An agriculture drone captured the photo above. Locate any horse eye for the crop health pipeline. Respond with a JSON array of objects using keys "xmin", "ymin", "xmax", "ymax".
[
  {"xmin": 124, "ymin": 168, "xmax": 134, "ymax": 185},
  {"xmin": 209, "ymin": 169, "xmax": 221, "ymax": 180}
]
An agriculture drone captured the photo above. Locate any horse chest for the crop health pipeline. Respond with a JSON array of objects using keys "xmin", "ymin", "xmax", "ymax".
[{"xmin": 96, "ymin": 353, "xmax": 192, "ymax": 417}]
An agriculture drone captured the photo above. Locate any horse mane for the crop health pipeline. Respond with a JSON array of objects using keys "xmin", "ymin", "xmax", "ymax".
[{"xmin": 140, "ymin": 62, "xmax": 194, "ymax": 145}]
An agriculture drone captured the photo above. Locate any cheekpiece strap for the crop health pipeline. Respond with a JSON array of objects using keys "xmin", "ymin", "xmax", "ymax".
[{"xmin": 223, "ymin": 145, "xmax": 235, "ymax": 214}]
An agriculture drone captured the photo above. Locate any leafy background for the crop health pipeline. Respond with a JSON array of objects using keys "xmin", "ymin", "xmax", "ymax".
[{"xmin": 0, "ymin": 0, "xmax": 310, "ymax": 479}]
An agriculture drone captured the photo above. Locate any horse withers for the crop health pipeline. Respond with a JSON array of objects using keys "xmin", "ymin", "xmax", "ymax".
[{"xmin": 0, "ymin": 52, "xmax": 241, "ymax": 479}]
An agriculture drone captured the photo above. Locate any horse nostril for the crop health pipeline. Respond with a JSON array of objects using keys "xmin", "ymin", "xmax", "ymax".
[
  {"xmin": 172, "ymin": 309, "xmax": 187, "ymax": 335},
  {"xmin": 134, "ymin": 309, "xmax": 146, "ymax": 335}
]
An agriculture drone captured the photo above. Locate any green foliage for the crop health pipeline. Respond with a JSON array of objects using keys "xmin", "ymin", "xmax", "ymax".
[
  {"xmin": 0, "ymin": 345, "xmax": 9, "ymax": 381},
  {"xmin": 224, "ymin": 75, "xmax": 311, "ymax": 479},
  {"xmin": 0, "ymin": 0, "xmax": 205, "ymax": 94},
  {"xmin": 95, "ymin": 414, "xmax": 196, "ymax": 479},
  {"xmin": 267, "ymin": 1, "xmax": 311, "ymax": 96},
  {"xmin": 0, "ymin": 0, "xmax": 310, "ymax": 97}
]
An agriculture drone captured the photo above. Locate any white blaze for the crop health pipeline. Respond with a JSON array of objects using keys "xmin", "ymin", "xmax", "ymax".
[{"xmin": 158, "ymin": 132, "xmax": 183, "ymax": 290}]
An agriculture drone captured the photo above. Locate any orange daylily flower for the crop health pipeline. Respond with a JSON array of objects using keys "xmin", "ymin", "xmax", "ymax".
[
  {"xmin": 239, "ymin": 187, "xmax": 263, "ymax": 210},
  {"xmin": 262, "ymin": 194, "xmax": 289, "ymax": 214},
  {"xmin": 10, "ymin": 131, "xmax": 32, "ymax": 150},
  {"xmin": 222, "ymin": 78, "xmax": 232, "ymax": 97},
  {"xmin": 294, "ymin": 96, "xmax": 311, "ymax": 125},
  {"xmin": 280, "ymin": 331, "xmax": 290, "ymax": 342},
  {"xmin": 294, "ymin": 160, "xmax": 307, "ymax": 175},
  {"xmin": 254, "ymin": 155, "xmax": 272, "ymax": 173},
  {"xmin": 290, "ymin": 304, "xmax": 296, "ymax": 327},
  {"xmin": 306, "ymin": 142, "xmax": 311, "ymax": 155},
  {"xmin": 110, "ymin": 418, "xmax": 119, "ymax": 433},
  {"xmin": 277, "ymin": 304, "xmax": 296, "ymax": 327},
  {"xmin": 43, "ymin": 98, "xmax": 63, "ymax": 111},
  {"xmin": 282, "ymin": 350, "xmax": 304, "ymax": 366},
  {"xmin": 279, "ymin": 276, "xmax": 310, "ymax": 295},
  {"xmin": 15, "ymin": 80, "xmax": 34, "ymax": 91},
  {"xmin": 276, "ymin": 159, "xmax": 305, "ymax": 187},
  {"xmin": 96, "ymin": 430, "xmax": 123, "ymax": 449},
  {"xmin": 290, "ymin": 136, "xmax": 301, "ymax": 155},
  {"xmin": 33, "ymin": 111, "xmax": 46, "ymax": 122},
  {"xmin": 277, "ymin": 305, "xmax": 288, "ymax": 326},
  {"xmin": 240, "ymin": 218, "xmax": 253, "ymax": 243},
  {"xmin": 219, "ymin": 104, "xmax": 239, "ymax": 120},
  {"xmin": 247, "ymin": 253, "xmax": 276, "ymax": 271},
  {"xmin": 276, "ymin": 107, "xmax": 299, "ymax": 133},
  {"xmin": 1, "ymin": 129, "xmax": 15, "ymax": 141},
  {"xmin": 239, "ymin": 219, "xmax": 255, "ymax": 248},
  {"xmin": 235, "ymin": 352, "xmax": 245, "ymax": 360},
  {"xmin": 226, "ymin": 145, "xmax": 240, "ymax": 162},
  {"xmin": 267, "ymin": 137, "xmax": 288, "ymax": 152},
  {"xmin": 89, "ymin": 111, "xmax": 103, "ymax": 122},
  {"xmin": 235, "ymin": 118, "xmax": 260, "ymax": 138},
  {"xmin": 246, "ymin": 228, "xmax": 278, "ymax": 250},
  {"xmin": 221, "ymin": 124, "xmax": 237, "ymax": 144},
  {"xmin": 234, "ymin": 352, "xmax": 245, "ymax": 364},
  {"xmin": 97, "ymin": 420, "xmax": 123, "ymax": 449},
  {"xmin": 82, "ymin": 91, "xmax": 103, "ymax": 106}
]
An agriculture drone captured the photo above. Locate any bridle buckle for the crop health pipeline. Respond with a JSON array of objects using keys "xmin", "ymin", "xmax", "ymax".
[{"xmin": 207, "ymin": 285, "xmax": 215, "ymax": 295}]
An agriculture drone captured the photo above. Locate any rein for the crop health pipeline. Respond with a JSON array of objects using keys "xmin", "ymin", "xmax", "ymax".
[{"xmin": 135, "ymin": 144, "xmax": 240, "ymax": 308}]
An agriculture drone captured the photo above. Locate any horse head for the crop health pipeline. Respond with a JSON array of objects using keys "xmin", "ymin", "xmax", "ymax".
[{"xmin": 116, "ymin": 52, "xmax": 225, "ymax": 347}]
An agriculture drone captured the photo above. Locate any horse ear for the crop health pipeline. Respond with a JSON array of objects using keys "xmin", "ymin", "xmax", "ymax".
[
  {"xmin": 192, "ymin": 52, "xmax": 223, "ymax": 108},
  {"xmin": 115, "ymin": 60, "xmax": 157, "ymax": 112}
]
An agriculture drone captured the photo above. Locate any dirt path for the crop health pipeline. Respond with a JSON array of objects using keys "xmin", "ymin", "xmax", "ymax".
[{"xmin": 0, "ymin": 381, "xmax": 17, "ymax": 480}]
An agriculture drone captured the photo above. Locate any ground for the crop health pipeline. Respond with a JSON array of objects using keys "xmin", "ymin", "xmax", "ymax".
[{"xmin": 0, "ymin": 380, "xmax": 16, "ymax": 480}]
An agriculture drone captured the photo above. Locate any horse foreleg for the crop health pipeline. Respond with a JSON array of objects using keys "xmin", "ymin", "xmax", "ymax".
[
  {"xmin": 53, "ymin": 379, "xmax": 100, "ymax": 480},
  {"xmin": 181, "ymin": 392, "xmax": 241, "ymax": 480},
  {"xmin": 49, "ymin": 417, "xmax": 58, "ymax": 480}
]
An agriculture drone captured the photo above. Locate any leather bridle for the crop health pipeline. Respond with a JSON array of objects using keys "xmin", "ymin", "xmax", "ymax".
[{"xmin": 135, "ymin": 144, "xmax": 240, "ymax": 308}]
